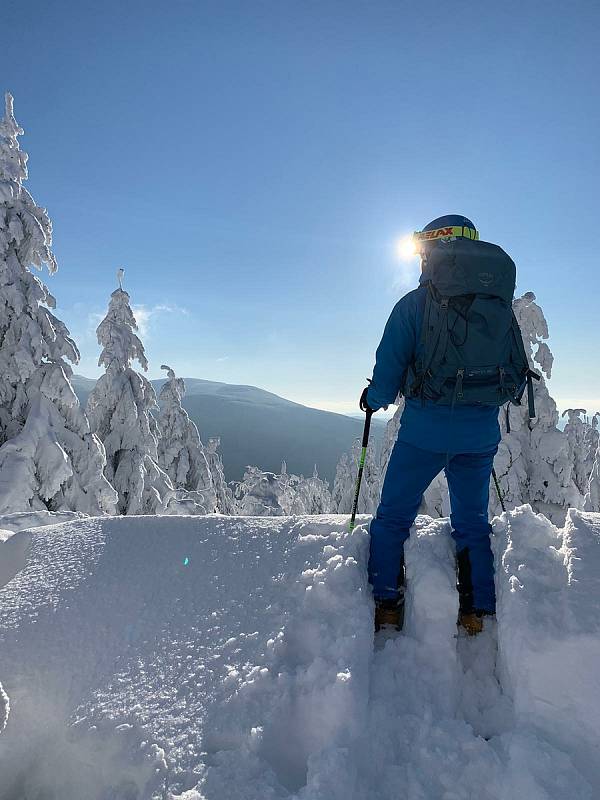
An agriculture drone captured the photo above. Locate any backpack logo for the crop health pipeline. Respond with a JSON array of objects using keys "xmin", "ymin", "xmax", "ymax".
[{"xmin": 478, "ymin": 271, "xmax": 494, "ymax": 286}]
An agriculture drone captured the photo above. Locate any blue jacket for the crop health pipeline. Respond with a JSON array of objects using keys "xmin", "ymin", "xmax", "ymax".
[{"xmin": 366, "ymin": 280, "xmax": 501, "ymax": 455}]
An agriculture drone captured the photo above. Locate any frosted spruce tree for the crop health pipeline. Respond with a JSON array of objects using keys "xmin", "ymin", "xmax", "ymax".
[
  {"xmin": 205, "ymin": 437, "xmax": 234, "ymax": 514},
  {"xmin": 583, "ymin": 413, "xmax": 599, "ymax": 489},
  {"xmin": 234, "ymin": 466, "xmax": 286, "ymax": 516},
  {"xmin": 0, "ymin": 93, "xmax": 117, "ymax": 515},
  {"xmin": 233, "ymin": 463, "xmax": 331, "ymax": 516},
  {"xmin": 86, "ymin": 284, "xmax": 173, "ymax": 514},
  {"xmin": 157, "ymin": 365, "xmax": 216, "ymax": 511},
  {"xmin": 492, "ymin": 292, "xmax": 581, "ymax": 521},
  {"xmin": 585, "ymin": 439, "xmax": 600, "ymax": 512},
  {"xmin": 331, "ymin": 436, "xmax": 379, "ymax": 515},
  {"xmin": 295, "ymin": 466, "xmax": 332, "ymax": 514},
  {"xmin": 277, "ymin": 463, "xmax": 332, "ymax": 514},
  {"xmin": 562, "ymin": 409, "xmax": 594, "ymax": 497}
]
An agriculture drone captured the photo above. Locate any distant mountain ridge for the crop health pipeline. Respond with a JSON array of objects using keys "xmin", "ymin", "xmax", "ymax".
[{"xmin": 71, "ymin": 375, "xmax": 385, "ymax": 484}]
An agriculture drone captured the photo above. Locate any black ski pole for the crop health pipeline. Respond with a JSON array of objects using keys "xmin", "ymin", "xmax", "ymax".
[
  {"xmin": 348, "ymin": 409, "xmax": 373, "ymax": 532},
  {"xmin": 492, "ymin": 467, "xmax": 506, "ymax": 514}
]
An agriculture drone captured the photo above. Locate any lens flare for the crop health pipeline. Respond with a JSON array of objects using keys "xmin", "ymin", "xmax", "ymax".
[{"xmin": 395, "ymin": 235, "xmax": 417, "ymax": 261}]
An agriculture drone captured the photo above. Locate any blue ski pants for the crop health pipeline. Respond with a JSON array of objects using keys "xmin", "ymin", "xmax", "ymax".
[{"xmin": 368, "ymin": 440, "xmax": 497, "ymax": 612}]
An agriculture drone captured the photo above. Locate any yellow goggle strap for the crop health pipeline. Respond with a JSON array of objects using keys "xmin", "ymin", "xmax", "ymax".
[{"xmin": 413, "ymin": 225, "xmax": 479, "ymax": 244}]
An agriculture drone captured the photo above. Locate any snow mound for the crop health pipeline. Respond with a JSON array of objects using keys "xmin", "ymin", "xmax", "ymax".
[
  {"xmin": 0, "ymin": 509, "xmax": 599, "ymax": 799},
  {"xmin": 0, "ymin": 510, "xmax": 87, "ymax": 536},
  {"xmin": 494, "ymin": 506, "xmax": 600, "ymax": 789}
]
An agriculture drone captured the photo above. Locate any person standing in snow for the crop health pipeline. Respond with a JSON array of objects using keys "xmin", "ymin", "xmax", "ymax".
[{"xmin": 362, "ymin": 215, "xmax": 535, "ymax": 635}]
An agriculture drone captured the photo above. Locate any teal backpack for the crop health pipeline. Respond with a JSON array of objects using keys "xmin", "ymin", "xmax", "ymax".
[{"xmin": 404, "ymin": 238, "xmax": 540, "ymax": 425}]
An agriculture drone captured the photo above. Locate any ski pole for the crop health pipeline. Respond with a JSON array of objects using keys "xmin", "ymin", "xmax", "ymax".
[
  {"xmin": 491, "ymin": 467, "xmax": 506, "ymax": 514},
  {"xmin": 348, "ymin": 409, "xmax": 373, "ymax": 532}
]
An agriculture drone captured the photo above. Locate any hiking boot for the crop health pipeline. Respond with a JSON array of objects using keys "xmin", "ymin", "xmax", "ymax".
[
  {"xmin": 374, "ymin": 595, "xmax": 404, "ymax": 632},
  {"xmin": 458, "ymin": 609, "xmax": 494, "ymax": 636}
]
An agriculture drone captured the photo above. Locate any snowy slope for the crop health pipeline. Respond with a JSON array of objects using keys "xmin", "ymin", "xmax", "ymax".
[{"xmin": 0, "ymin": 510, "xmax": 599, "ymax": 799}]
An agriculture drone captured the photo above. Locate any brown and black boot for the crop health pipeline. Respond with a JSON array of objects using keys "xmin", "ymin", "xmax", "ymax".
[
  {"xmin": 374, "ymin": 557, "xmax": 406, "ymax": 632},
  {"xmin": 374, "ymin": 597, "xmax": 404, "ymax": 632},
  {"xmin": 456, "ymin": 547, "xmax": 495, "ymax": 636}
]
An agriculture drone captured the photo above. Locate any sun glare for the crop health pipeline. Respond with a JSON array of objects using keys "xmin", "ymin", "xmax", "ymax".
[{"xmin": 395, "ymin": 234, "xmax": 417, "ymax": 261}]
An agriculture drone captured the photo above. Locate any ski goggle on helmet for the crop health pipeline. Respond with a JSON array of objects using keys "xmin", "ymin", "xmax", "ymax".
[{"xmin": 412, "ymin": 215, "xmax": 479, "ymax": 256}]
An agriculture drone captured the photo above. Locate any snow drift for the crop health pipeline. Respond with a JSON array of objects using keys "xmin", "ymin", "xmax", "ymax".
[{"xmin": 0, "ymin": 510, "xmax": 599, "ymax": 799}]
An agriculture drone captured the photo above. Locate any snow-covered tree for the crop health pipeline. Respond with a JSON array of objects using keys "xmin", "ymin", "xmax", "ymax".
[
  {"xmin": 233, "ymin": 463, "xmax": 331, "ymax": 516},
  {"xmin": 562, "ymin": 409, "xmax": 593, "ymax": 497},
  {"xmin": 205, "ymin": 437, "xmax": 234, "ymax": 514},
  {"xmin": 331, "ymin": 436, "xmax": 380, "ymax": 515},
  {"xmin": 295, "ymin": 466, "xmax": 332, "ymax": 514},
  {"xmin": 278, "ymin": 464, "xmax": 332, "ymax": 515},
  {"xmin": 583, "ymin": 413, "xmax": 599, "ymax": 489},
  {"xmin": 86, "ymin": 286, "xmax": 173, "ymax": 514},
  {"xmin": 234, "ymin": 466, "xmax": 286, "ymax": 516},
  {"xmin": 584, "ymin": 415, "xmax": 600, "ymax": 512},
  {"xmin": 492, "ymin": 292, "xmax": 581, "ymax": 521},
  {"xmin": 0, "ymin": 93, "xmax": 117, "ymax": 515},
  {"xmin": 585, "ymin": 442, "xmax": 600, "ymax": 512},
  {"xmin": 157, "ymin": 365, "xmax": 216, "ymax": 511},
  {"xmin": 379, "ymin": 398, "xmax": 404, "ymax": 478}
]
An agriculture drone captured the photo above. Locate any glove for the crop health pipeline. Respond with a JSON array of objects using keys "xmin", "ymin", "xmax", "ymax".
[{"xmin": 359, "ymin": 385, "xmax": 373, "ymax": 413}]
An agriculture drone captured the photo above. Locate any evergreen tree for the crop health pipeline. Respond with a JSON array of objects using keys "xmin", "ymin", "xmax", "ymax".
[
  {"xmin": 277, "ymin": 464, "xmax": 331, "ymax": 515},
  {"xmin": 583, "ymin": 413, "xmax": 599, "ymax": 490},
  {"xmin": 585, "ymin": 439, "xmax": 600, "ymax": 512},
  {"xmin": 86, "ymin": 285, "xmax": 173, "ymax": 514},
  {"xmin": 205, "ymin": 437, "xmax": 234, "ymax": 514},
  {"xmin": 0, "ymin": 94, "xmax": 116, "ymax": 515},
  {"xmin": 331, "ymin": 437, "xmax": 379, "ymax": 515},
  {"xmin": 296, "ymin": 466, "xmax": 332, "ymax": 514},
  {"xmin": 157, "ymin": 365, "xmax": 216, "ymax": 510},
  {"xmin": 492, "ymin": 292, "xmax": 581, "ymax": 521},
  {"xmin": 562, "ymin": 409, "xmax": 593, "ymax": 496},
  {"xmin": 233, "ymin": 466, "xmax": 284, "ymax": 516},
  {"xmin": 233, "ymin": 463, "xmax": 331, "ymax": 516}
]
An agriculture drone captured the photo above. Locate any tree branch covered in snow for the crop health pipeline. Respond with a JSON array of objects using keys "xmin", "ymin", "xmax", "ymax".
[{"xmin": 0, "ymin": 94, "xmax": 117, "ymax": 515}]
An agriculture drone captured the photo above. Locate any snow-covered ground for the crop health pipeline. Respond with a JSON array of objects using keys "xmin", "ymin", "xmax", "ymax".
[
  {"xmin": 0, "ymin": 509, "xmax": 599, "ymax": 799},
  {"xmin": 0, "ymin": 510, "xmax": 88, "ymax": 540}
]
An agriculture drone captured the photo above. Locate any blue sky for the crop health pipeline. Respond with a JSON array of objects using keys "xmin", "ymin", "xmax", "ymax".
[{"xmin": 4, "ymin": 0, "xmax": 599, "ymax": 415}]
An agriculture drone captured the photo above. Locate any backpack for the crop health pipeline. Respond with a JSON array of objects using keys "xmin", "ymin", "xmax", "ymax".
[{"xmin": 404, "ymin": 238, "xmax": 540, "ymax": 423}]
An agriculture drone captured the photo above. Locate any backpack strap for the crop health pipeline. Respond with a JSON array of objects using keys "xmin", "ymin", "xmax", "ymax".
[
  {"xmin": 422, "ymin": 287, "xmax": 450, "ymax": 377},
  {"xmin": 526, "ymin": 370, "xmax": 541, "ymax": 420},
  {"xmin": 408, "ymin": 286, "xmax": 450, "ymax": 400}
]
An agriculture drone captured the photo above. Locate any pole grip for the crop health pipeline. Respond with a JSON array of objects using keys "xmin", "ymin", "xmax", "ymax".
[{"xmin": 361, "ymin": 409, "xmax": 373, "ymax": 448}]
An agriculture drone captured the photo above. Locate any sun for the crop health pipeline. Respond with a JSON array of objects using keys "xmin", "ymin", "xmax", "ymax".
[{"xmin": 395, "ymin": 234, "xmax": 417, "ymax": 261}]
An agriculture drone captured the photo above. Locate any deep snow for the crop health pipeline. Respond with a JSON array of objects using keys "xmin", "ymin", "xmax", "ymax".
[{"xmin": 0, "ymin": 509, "xmax": 599, "ymax": 799}]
